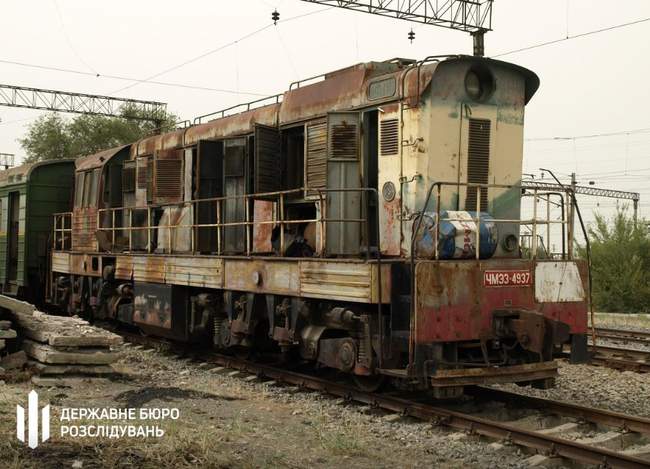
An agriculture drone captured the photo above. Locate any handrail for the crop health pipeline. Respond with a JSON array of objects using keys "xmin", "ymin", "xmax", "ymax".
[
  {"xmin": 87, "ymin": 187, "xmax": 382, "ymax": 259},
  {"xmin": 193, "ymin": 94, "xmax": 283, "ymax": 125}
]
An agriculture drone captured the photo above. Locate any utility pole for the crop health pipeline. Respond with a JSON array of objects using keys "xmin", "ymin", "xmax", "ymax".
[{"xmin": 570, "ymin": 172, "xmax": 577, "ymax": 246}]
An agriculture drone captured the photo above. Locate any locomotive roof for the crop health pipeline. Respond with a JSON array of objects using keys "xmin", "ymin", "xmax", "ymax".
[
  {"xmin": 0, "ymin": 159, "xmax": 74, "ymax": 186},
  {"xmin": 72, "ymin": 55, "xmax": 539, "ymax": 165},
  {"xmin": 75, "ymin": 144, "xmax": 130, "ymax": 171}
]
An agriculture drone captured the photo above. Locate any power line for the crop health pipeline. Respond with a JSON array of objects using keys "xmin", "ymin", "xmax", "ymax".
[
  {"xmin": 0, "ymin": 58, "xmax": 268, "ymax": 97},
  {"xmin": 526, "ymin": 127, "xmax": 650, "ymax": 142},
  {"xmin": 494, "ymin": 16, "xmax": 650, "ymax": 58},
  {"xmin": 109, "ymin": 6, "xmax": 334, "ymax": 96},
  {"xmin": 52, "ymin": 0, "xmax": 98, "ymax": 76}
]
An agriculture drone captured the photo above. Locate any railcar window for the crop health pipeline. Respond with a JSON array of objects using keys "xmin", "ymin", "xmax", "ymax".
[
  {"xmin": 88, "ymin": 169, "xmax": 100, "ymax": 207},
  {"xmin": 368, "ymin": 77, "xmax": 396, "ymax": 101},
  {"xmin": 74, "ymin": 172, "xmax": 85, "ymax": 208},
  {"xmin": 82, "ymin": 171, "xmax": 93, "ymax": 207},
  {"xmin": 224, "ymin": 139, "xmax": 246, "ymax": 177},
  {"xmin": 283, "ymin": 126, "xmax": 305, "ymax": 193}
]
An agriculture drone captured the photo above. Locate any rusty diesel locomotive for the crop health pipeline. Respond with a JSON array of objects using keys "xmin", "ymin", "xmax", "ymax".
[{"xmin": 38, "ymin": 55, "xmax": 588, "ymax": 396}]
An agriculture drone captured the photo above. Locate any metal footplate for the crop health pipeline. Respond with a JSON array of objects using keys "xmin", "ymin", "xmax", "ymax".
[{"xmin": 430, "ymin": 361, "xmax": 559, "ymax": 388}]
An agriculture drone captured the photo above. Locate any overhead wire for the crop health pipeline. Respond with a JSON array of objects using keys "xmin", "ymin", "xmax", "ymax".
[
  {"xmin": 52, "ymin": 0, "xmax": 98, "ymax": 76},
  {"xmin": 493, "ymin": 16, "xmax": 650, "ymax": 58},
  {"xmin": 107, "ymin": 6, "xmax": 334, "ymax": 96},
  {"xmin": 0, "ymin": 58, "xmax": 268, "ymax": 96},
  {"xmin": 526, "ymin": 127, "xmax": 650, "ymax": 142}
]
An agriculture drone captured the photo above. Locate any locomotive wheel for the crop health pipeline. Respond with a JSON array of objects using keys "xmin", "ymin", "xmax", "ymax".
[{"xmin": 352, "ymin": 374, "xmax": 386, "ymax": 393}]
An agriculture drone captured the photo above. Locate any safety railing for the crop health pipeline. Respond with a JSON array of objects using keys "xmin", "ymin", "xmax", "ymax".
[
  {"xmin": 193, "ymin": 94, "xmax": 284, "ymax": 125},
  {"xmin": 86, "ymin": 187, "xmax": 381, "ymax": 260},
  {"xmin": 52, "ymin": 212, "xmax": 72, "ymax": 251},
  {"xmin": 411, "ymin": 181, "xmax": 572, "ymax": 262}
]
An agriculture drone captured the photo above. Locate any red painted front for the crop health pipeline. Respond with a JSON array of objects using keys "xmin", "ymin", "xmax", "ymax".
[{"xmin": 414, "ymin": 259, "xmax": 588, "ymax": 344}]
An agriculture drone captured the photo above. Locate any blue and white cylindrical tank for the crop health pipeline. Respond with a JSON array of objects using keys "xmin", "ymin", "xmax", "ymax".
[{"xmin": 414, "ymin": 210, "xmax": 498, "ymax": 259}]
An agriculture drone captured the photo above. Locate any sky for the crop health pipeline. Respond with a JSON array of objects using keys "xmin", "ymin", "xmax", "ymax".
[{"xmin": 0, "ymin": 0, "xmax": 648, "ymax": 238}]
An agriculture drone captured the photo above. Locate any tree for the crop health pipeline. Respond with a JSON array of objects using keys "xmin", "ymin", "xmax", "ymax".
[
  {"xmin": 577, "ymin": 207, "xmax": 650, "ymax": 313},
  {"xmin": 19, "ymin": 104, "xmax": 177, "ymax": 163}
]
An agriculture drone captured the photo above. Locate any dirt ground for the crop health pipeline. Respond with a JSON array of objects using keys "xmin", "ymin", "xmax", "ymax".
[
  {"xmin": 2, "ymin": 313, "xmax": 647, "ymax": 468},
  {"xmin": 0, "ymin": 343, "xmax": 525, "ymax": 469}
]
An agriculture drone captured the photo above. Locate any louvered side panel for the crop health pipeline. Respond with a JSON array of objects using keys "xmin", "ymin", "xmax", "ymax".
[
  {"xmin": 136, "ymin": 157, "xmax": 148, "ymax": 189},
  {"xmin": 380, "ymin": 118, "xmax": 399, "ymax": 156},
  {"xmin": 305, "ymin": 121, "xmax": 327, "ymax": 198},
  {"xmin": 328, "ymin": 113, "xmax": 359, "ymax": 160},
  {"xmin": 122, "ymin": 162, "xmax": 136, "ymax": 193},
  {"xmin": 154, "ymin": 149, "xmax": 183, "ymax": 205},
  {"xmin": 254, "ymin": 124, "xmax": 282, "ymax": 194},
  {"xmin": 465, "ymin": 118, "xmax": 491, "ymax": 212}
]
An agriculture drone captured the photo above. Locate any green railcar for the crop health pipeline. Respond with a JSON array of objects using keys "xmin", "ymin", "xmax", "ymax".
[{"xmin": 0, "ymin": 160, "xmax": 74, "ymax": 302}]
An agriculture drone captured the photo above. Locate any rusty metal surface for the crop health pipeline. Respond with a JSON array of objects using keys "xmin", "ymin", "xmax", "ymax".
[
  {"xmin": 71, "ymin": 207, "xmax": 98, "ymax": 251},
  {"xmin": 415, "ymin": 259, "xmax": 589, "ymax": 344},
  {"xmin": 224, "ymin": 259, "xmax": 299, "ymax": 295},
  {"xmin": 430, "ymin": 361, "xmax": 558, "ymax": 387},
  {"xmin": 132, "ymin": 129, "xmax": 185, "ymax": 158},
  {"xmin": 114, "ymin": 255, "xmax": 224, "ymax": 288},
  {"xmin": 51, "ymin": 252, "xmax": 70, "ymax": 273},
  {"xmin": 185, "ymin": 105, "xmax": 279, "ymax": 147},
  {"xmin": 53, "ymin": 250, "xmax": 390, "ymax": 304},
  {"xmin": 300, "ymin": 260, "xmax": 371, "ymax": 302},
  {"xmin": 76, "ymin": 145, "xmax": 130, "ymax": 171},
  {"xmin": 252, "ymin": 200, "xmax": 274, "ymax": 253}
]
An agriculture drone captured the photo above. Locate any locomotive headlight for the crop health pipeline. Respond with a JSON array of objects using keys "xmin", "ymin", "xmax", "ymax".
[
  {"xmin": 465, "ymin": 71, "xmax": 482, "ymax": 100},
  {"xmin": 465, "ymin": 67, "xmax": 494, "ymax": 102},
  {"xmin": 502, "ymin": 234, "xmax": 518, "ymax": 252}
]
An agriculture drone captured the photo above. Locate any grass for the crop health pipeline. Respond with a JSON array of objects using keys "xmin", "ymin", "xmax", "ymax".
[
  {"xmin": 312, "ymin": 411, "xmax": 368, "ymax": 457},
  {"xmin": 590, "ymin": 312, "xmax": 650, "ymax": 329}
]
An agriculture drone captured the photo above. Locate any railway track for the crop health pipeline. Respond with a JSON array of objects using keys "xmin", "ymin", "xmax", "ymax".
[
  {"xmin": 590, "ymin": 327, "xmax": 650, "ymax": 373},
  {"xmin": 119, "ymin": 332, "xmax": 650, "ymax": 468}
]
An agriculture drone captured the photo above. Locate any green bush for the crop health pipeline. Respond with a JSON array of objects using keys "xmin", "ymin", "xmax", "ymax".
[
  {"xmin": 577, "ymin": 208, "xmax": 650, "ymax": 313},
  {"xmin": 19, "ymin": 104, "xmax": 177, "ymax": 163}
]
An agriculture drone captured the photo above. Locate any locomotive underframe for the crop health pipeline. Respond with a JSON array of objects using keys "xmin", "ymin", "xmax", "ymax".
[{"xmin": 49, "ymin": 251, "xmax": 587, "ymax": 392}]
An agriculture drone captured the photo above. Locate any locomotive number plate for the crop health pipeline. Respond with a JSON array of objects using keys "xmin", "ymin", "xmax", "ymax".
[{"xmin": 483, "ymin": 270, "xmax": 532, "ymax": 287}]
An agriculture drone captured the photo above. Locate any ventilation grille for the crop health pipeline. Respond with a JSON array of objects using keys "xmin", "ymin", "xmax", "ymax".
[
  {"xmin": 154, "ymin": 159, "xmax": 183, "ymax": 203},
  {"xmin": 254, "ymin": 125, "xmax": 281, "ymax": 194},
  {"xmin": 465, "ymin": 118, "xmax": 491, "ymax": 212},
  {"xmin": 122, "ymin": 164, "xmax": 136, "ymax": 192},
  {"xmin": 330, "ymin": 122, "xmax": 358, "ymax": 160},
  {"xmin": 380, "ymin": 118, "xmax": 399, "ymax": 156},
  {"xmin": 136, "ymin": 158, "xmax": 148, "ymax": 189},
  {"xmin": 305, "ymin": 121, "xmax": 327, "ymax": 197}
]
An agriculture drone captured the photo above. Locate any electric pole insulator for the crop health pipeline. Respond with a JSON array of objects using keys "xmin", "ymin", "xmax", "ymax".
[
  {"xmin": 408, "ymin": 29, "xmax": 415, "ymax": 43},
  {"xmin": 272, "ymin": 10, "xmax": 280, "ymax": 25}
]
